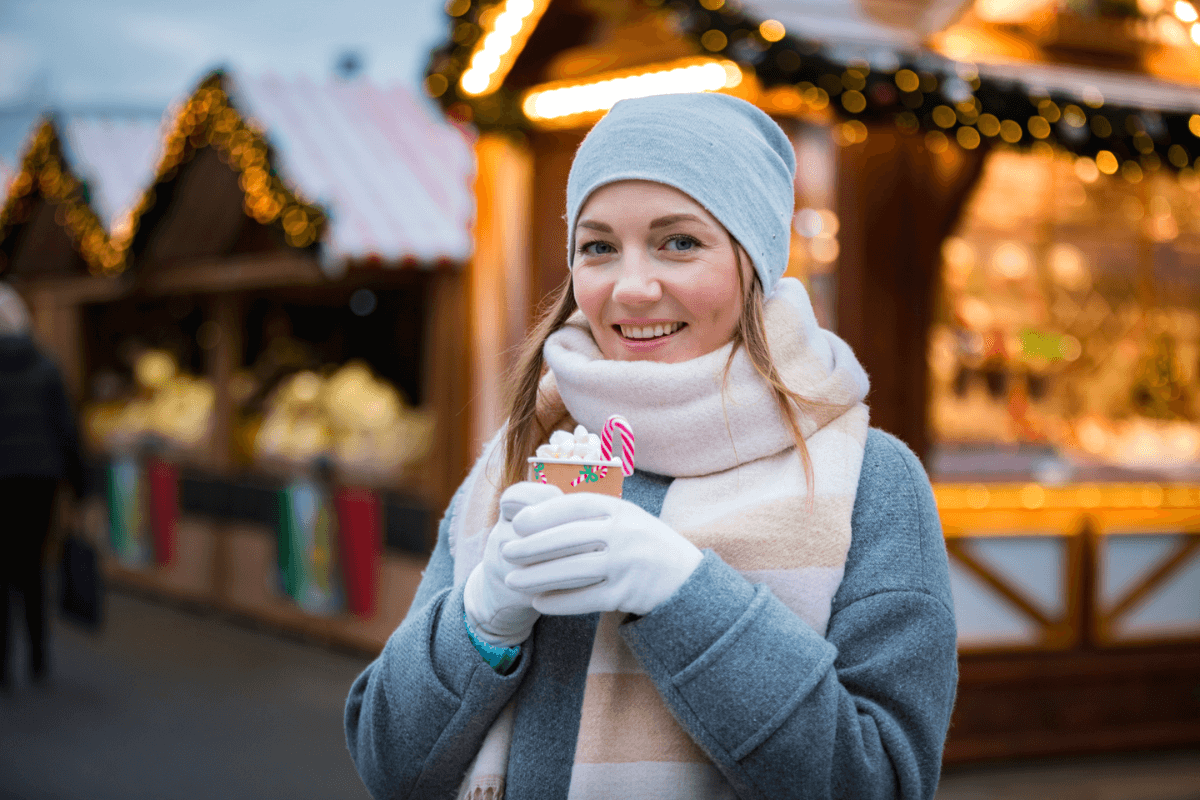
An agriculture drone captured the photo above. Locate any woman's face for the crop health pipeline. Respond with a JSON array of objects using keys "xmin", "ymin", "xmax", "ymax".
[{"xmin": 572, "ymin": 181, "xmax": 745, "ymax": 363}]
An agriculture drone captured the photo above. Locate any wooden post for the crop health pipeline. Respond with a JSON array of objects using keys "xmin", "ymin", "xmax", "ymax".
[
  {"xmin": 207, "ymin": 293, "xmax": 242, "ymax": 600},
  {"xmin": 835, "ymin": 125, "xmax": 988, "ymax": 463},
  {"xmin": 529, "ymin": 129, "xmax": 586, "ymax": 315},
  {"xmin": 423, "ymin": 270, "xmax": 472, "ymax": 524},
  {"xmin": 470, "ymin": 133, "xmax": 533, "ymax": 452}
]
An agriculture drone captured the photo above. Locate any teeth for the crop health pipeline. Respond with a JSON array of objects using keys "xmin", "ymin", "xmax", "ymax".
[{"xmin": 619, "ymin": 322, "xmax": 682, "ymax": 340}]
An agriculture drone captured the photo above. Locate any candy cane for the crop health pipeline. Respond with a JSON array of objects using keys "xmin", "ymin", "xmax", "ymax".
[
  {"xmin": 533, "ymin": 462, "xmax": 548, "ymax": 484},
  {"xmin": 570, "ymin": 465, "xmax": 599, "ymax": 487},
  {"xmin": 600, "ymin": 415, "xmax": 635, "ymax": 476}
]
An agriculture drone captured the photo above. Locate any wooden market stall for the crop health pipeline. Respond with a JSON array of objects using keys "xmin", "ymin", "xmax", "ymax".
[
  {"xmin": 421, "ymin": 0, "xmax": 1200, "ymax": 761},
  {"xmin": 0, "ymin": 111, "xmax": 163, "ymax": 395},
  {"xmin": 60, "ymin": 71, "xmax": 477, "ymax": 653}
]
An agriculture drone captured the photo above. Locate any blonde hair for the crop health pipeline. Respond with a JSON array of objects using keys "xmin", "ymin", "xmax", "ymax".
[{"xmin": 501, "ymin": 248, "xmax": 821, "ymax": 498}]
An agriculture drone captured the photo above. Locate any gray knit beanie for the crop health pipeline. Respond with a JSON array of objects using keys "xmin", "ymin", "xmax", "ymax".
[{"xmin": 566, "ymin": 92, "xmax": 796, "ymax": 296}]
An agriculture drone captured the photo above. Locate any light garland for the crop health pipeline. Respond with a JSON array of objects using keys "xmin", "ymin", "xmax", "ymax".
[
  {"xmin": 125, "ymin": 71, "xmax": 328, "ymax": 264},
  {"xmin": 456, "ymin": 0, "xmax": 550, "ymax": 98},
  {"xmin": 522, "ymin": 58, "xmax": 743, "ymax": 126},
  {"xmin": 424, "ymin": 0, "xmax": 1200, "ymax": 174},
  {"xmin": 0, "ymin": 120, "xmax": 127, "ymax": 276}
]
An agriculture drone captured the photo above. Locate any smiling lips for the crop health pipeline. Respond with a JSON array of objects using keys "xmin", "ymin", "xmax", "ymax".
[{"xmin": 617, "ymin": 322, "xmax": 686, "ymax": 340}]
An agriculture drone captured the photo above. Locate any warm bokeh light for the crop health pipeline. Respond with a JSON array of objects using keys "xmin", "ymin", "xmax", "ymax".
[
  {"xmin": 459, "ymin": 0, "xmax": 549, "ymax": 98},
  {"xmin": 759, "ymin": 19, "xmax": 786, "ymax": 42},
  {"xmin": 894, "ymin": 69, "xmax": 920, "ymax": 93},
  {"xmin": 522, "ymin": 59, "xmax": 743, "ymax": 123}
]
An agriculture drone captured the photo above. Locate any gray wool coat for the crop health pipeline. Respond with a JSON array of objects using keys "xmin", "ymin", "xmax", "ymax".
[{"xmin": 345, "ymin": 428, "xmax": 958, "ymax": 800}]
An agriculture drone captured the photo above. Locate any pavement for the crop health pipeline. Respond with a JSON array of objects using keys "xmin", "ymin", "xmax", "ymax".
[
  {"xmin": 0, "ymin": 589, "xmax": 373, "ymax": 800},
  {"xmin": 1, "ymin": 588, "xmax": 1197, "ymax": 800}
]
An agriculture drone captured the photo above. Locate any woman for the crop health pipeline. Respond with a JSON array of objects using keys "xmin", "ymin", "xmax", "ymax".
[
  {"xmin": 0, "ymin": 282, "xmax": 86, "ymax": 690},
  {"xmin": 345, "ymin": 93, "xmax": 957, "ymax": 800}
]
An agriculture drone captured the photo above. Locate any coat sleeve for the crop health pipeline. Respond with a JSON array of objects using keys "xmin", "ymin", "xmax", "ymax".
[
  {"xmin": 344, "ymin": 490, "xmax": 532, "ymax": 800},
  {"xmin": 619, "ymin": 430, "xmax": 957, "ymax": 800}
]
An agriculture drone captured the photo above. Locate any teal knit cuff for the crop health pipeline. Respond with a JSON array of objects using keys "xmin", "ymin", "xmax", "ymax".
[{"xmin": 464, "ymin": 612, "xmax": 521, "ymax": 674}]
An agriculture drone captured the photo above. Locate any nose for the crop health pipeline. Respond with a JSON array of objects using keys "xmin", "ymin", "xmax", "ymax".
[{"xmin": 611, "ymin": 253, "xmax": 662, "ymax": 306}]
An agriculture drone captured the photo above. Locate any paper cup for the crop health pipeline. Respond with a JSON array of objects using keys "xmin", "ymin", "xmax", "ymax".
[{"xmin": 528, "ymin": 458, "xmax": 623, "ymax": 497}]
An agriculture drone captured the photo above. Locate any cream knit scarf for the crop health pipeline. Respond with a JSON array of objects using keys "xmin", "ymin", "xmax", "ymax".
[{"xmin": 449, "ymin": 278, "xmax": 870, "ymax": 799}]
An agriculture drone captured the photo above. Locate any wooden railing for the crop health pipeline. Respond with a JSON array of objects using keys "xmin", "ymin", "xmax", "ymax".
[
  {"xmin": 935, "ymin": 482, "xmax": 1200, "ymax": 761},
  {"xmin": 935, "ymin": 482, "xmax": 1200, "ymax": 652}
]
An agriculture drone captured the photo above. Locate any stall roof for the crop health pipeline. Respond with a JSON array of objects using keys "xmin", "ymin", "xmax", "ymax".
[
  {"xmin": 0, "ymin": 112, "xmax": 162, "ymax": 277},
  {"xmin": 228, "ymin": 73, "xmax": 475, "ymax": 267},
  {"xmin": 973, "ymin": 59, "xmax": 1200, "ymax": 115},
  {"xmin": 427, "ymin": 0, "xmax": 1200, "ymax": 171},
  {"xmin": 736, "ymin": 0, "xmax": 972, "ymax": 49}
]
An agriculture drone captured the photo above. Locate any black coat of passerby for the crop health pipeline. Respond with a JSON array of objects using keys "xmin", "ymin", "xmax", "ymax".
[{"xmin": 0, "ymin": 285, "xmax": 86, "ymax": 690}]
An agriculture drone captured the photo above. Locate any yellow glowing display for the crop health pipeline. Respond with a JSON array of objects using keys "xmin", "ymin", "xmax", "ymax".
[{"xmin": 522, "ymin": 59, "xmax": 743, "ymax": 124}]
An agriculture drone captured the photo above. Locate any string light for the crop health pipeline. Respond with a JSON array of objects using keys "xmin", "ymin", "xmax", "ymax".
[
  {"xmin": 894, "ymin": 69, "xmax": 920, "ymax": 93},
  {"xmin": 758, "ymin": 19, "xmax": 786, "ymax": 43},
  {"xmin": 522, "ymin": 58, "xmax": 743, "ymax": 125},
  {"xmin": 426, "ymin": 0, "xmax": 1200, "ymax": 173},
  {"xmin": 0, "ymin": 120, "xmax": 125, "ymax": 276},
  {"xmin": 459, "ymin": 0, "xmax": 550, "ymax": 97},
  {"xmin": 123, "ymin": 72, "xmax": 327, "ymax": 262}
]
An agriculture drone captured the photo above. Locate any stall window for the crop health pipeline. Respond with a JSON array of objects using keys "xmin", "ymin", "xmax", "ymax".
[
  {"xmin": 236, "ymin": 274, "xmax": 436, "ymax": 487},
  {"xmin": 929, "ymin": 149, "xmax": 1200, "ymax": 482},
  {"xmin": 81, "ymin": 295, "xmax": 213, "ymax": 456}
]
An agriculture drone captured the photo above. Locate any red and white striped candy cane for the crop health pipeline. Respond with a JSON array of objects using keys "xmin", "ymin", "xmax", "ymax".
[{"xmin": 600, "ymin": 415, "xmax": 635, "ymax": 476}]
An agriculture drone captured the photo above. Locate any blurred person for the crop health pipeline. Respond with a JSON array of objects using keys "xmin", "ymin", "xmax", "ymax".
[
  {"xmin": 345, "ymin": 94, "xmax": 957, "ymax": 799},
  {"xmin": 0, "ymin": 282, "xmax": 85, "ymax": 690}
]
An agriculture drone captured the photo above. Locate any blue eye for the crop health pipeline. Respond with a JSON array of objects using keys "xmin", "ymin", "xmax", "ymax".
[
  {"xmin": 664, "ymin": 235, "xmax": 699, "ymax": 252},
  {"xmin": 579, "ymin": 240, "xmax": 615, "ymax": 256}
]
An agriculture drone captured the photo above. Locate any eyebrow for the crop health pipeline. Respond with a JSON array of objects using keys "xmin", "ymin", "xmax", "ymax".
[
  {"xmin": 575, "ymin": 213, "xmax": 706, "ymax": 233},
  {"xmin": 649, "ymin": 213, "xmax": 704, "ymax": 229}
]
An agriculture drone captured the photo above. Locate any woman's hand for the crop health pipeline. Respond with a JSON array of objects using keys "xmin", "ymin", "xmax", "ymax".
[
  {"xmin": 503, "ymin": 493, "xmax": 703, "ymax": 617},
  {"xmin": 463, "ymin": 481, "xmax": 563, "ymax": 646}
]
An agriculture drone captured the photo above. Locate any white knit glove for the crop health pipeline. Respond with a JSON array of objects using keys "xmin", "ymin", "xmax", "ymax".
[
  {"xmin": 463, "ymin": 481, "xmax": 563, "ymax": 646},
  {"xmin": 503, "ymin": 493, "xmax": 703, "ymax": 617}
]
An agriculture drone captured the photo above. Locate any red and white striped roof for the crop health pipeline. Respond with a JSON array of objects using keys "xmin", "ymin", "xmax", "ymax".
[{"xmin": 227, "ymin": 73, "xmax": 475, "ymax": 266}]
